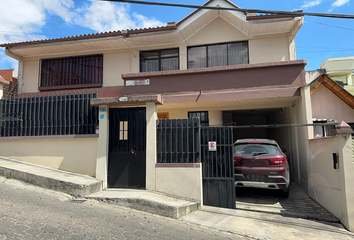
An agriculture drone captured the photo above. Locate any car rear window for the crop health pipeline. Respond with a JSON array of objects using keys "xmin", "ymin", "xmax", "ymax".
[{"xmin": 234, "ymin": 143, "xmax": 281, "ymax": 156}]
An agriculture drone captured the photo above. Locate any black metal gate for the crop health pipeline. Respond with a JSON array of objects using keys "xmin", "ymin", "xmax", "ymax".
[
  {"xmin": 108, "ymin": 107, "xmax": 146, "ymax": 188},
  {"xmin": 201, "ymin": 127, "xmax": 235, "ymax": 209}
]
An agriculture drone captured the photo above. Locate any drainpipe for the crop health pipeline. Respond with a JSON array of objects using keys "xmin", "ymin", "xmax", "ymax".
[{"xmin": 5, "ymin": 48, "xmax": 24, "ymax": 94}]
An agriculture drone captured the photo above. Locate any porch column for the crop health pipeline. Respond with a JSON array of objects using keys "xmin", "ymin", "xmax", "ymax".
[
  {"xmin": 96, "ymin": 105, "xmax": 109, "ymax": 189},
  {"xmin": 146, "ymin": 102, "xmax": 157, "ymax": 190},
  {"xmin": 0, "ymin": 84, "xmax": 3, "ymax": 98}
]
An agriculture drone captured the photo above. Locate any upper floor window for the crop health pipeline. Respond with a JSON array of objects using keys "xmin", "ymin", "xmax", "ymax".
[
  {"xmin": 40, "ymin": 54, "xmax": 103, "ymax": 89},
  {"xmin": 140, "ymin": 48, "xmax": 179, "ymax": 72},
  {"xmin": 187, "ymin": 41, "xmax": 249, "ymax": 69}
]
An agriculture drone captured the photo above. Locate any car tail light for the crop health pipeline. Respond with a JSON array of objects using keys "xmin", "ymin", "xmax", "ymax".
[
  {"xmin": 234, "ymin": 156, "xmax": 241, "ymax": 164},
  {"xmin": 270, "ymin": 158, "xmax": 287, "ymax": 165}
]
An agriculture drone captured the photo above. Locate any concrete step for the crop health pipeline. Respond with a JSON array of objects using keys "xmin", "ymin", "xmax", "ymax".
[
  {"xmin": 86, "ymin": 189, "xmax": 201, "ymax": 219},
  {"xmin": 0, "ymin": 157, "xmax": 102, "ymax": 197}
]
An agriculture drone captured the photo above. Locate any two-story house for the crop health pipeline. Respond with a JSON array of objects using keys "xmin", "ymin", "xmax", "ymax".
[{"xmin": 0, "ymin": 0, "xmax": 312, "ymax": 202}]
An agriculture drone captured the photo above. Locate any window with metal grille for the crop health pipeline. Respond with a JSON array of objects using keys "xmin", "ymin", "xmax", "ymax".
[
  {"xmin": 187, "ymin": 41, "xmax": 249, "ymax": 69},
  {"xmin": 188, "ymin": 111, "xmax": 209, "ymax": 126},
  {"xmin": 140, "ymin": 48, "xmax": 179, "ymax": 72},
  {"xmin": 313, "ymin": 121, "xmax": 335, "ymax": 138},
  {"xmin": 40, "ymin": 54, "xmax": 103, "ymax": 89}
]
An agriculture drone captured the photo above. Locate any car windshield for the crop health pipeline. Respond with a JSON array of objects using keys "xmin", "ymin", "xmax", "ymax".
[{"xmin": 234, "ymin": 143, "xmax": 281, "ymax": 156}]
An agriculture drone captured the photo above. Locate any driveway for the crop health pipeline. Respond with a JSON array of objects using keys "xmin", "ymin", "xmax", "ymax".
[{"xmin": 235, "ymin": 183, "xmax": 339, "ymax": 222}]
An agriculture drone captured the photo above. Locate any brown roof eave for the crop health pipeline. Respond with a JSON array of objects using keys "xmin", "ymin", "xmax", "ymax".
[{"xmin": 0, "ymin": 25, "xmax": 177, "ymax": 48}]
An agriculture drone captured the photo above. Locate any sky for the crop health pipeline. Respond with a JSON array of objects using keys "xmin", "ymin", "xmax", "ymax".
[{"xmin": 0, "ymin": 0, "xmax": 353, "ymax": 74}]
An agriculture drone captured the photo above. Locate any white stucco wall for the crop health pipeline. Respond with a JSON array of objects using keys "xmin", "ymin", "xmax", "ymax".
[
  {"xmin": 249, "ymin": 36, "xmax": 290, "ymax": 64},
  {"xmin": 0, "ymin": 137, "xmax": 98, "ymax": 177},
  {"xmin": 308, "ymin": 134, "xmax": 354, "ymax": 231},
  {"xmin": 156, "ymin": 166, "xmax": 202, "ymax": 202}
]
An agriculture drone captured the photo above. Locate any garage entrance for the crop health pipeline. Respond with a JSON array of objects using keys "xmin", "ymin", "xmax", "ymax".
[
  {"xmin": 108, "ymin": 107, "xmax": 146, "ymax": 188},
  {"xmin": 222, "ymin": 108, "xmax": 295, "ymax": 180}
]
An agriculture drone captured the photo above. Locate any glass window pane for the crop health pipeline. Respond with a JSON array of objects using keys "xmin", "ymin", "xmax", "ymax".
[
  {"xmin": 208, "ymin": 44, "xmax": 227, "ymax": 67},
  {"xmin": 188, "ymin": 46, "xmax": 207, "ymax": 69},
  {"xmin": 141, "ymin": 51, "xmax": 159, "ymax": 60},
  {"xmin": 161, "ymin": 57, "xmax": 179, "ymax": 71},
  {"xmin": 141, "ymin": 59, "xmax": 159, "ymax": 72},
  {"xmin": 228, "ymin": 42, "xmax": 249, "ymax": 65},
  {"xmin": 161, "ymin": 49, "xmax": 178, "ymax": 58}
]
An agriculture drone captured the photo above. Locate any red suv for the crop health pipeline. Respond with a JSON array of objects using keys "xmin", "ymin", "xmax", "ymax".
[{"xmin": 233, "ymin": 139, "xmax": 290, "ymax": 198}]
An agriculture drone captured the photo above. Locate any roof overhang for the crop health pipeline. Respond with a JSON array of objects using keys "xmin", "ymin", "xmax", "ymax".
[
  {"xmin": 311, "ymin": 74, "xmax": 354, "ymax": 110},
  {"xmin": 1, "ymin": 1, "xmax": 303, "ymax": 59}
]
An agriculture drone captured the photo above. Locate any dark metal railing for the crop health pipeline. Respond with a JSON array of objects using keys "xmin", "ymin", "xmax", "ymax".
[
  {"xmin": 0, "ymin": 90, "xmax": 98, "ymax": 137},
  {"xmin": 156, "ymin": 118, "xmax": 201, "ymax": 163}
]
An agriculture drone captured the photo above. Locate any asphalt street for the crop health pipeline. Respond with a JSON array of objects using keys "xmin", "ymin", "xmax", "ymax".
[{"xmin": 0, "ymin": 177, "xmax": 244, "ymax": 240}]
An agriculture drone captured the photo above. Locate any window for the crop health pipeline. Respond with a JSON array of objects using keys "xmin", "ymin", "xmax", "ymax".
[
  {"xmin": 140, "ymin": 48, "xmax": 179, "ymax": 72},
  {"xmin": 119, "ymin": 121, "xmax": 128, "ymax": 140},
  {"xmin": 157, "ymin": 112, "xmax": 169, "ymax": 120},
  {"xmin": 40, "ymin": 54, "xmax": 103, "ymax": 89},
  {"xmin": 188, "ymin": 111, "xmax": 209, "ymax": 126},
  {"xmin": 313, "ymin": 121, "xmax": 335, "ymax": 138},
  {"xmin": 187, "ymin": 41, "xmax": 249, "ymax": 69}
]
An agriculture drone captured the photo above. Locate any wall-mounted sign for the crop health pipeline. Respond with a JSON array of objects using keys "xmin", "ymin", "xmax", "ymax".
[
  {"xmin": 99, "ymin": 107, "xmax": 107, "ymax": 112},
  {"xmin": 119, "ymin": 97, "xmax": 128, "ymax": 102},
  {"xmin": 209, "ymin": 142, "xmax": 217, "ymax": 151},
  {"xmin": 126, "ymin": 79, "xmax": 150, "ymax": 87},
  {"xmin": 100, "ymin": 114, "xmax": 105, "ymax": 120}
]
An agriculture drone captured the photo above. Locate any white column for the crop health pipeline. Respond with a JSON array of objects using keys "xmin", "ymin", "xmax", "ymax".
[
  {"xmin": 146, "ymin": 102, "xmax": 157, "ymax": 190},
  {"xmin": 96, "ymin": 105, "xmax": 109, "ymax": 189},
  {"xmin": 179, "ymin": 44, "xmax": 187, "ymax": 70},
  {"xmin": 0, "ymin": 84, "xmax": 3, "ymax": 99}
]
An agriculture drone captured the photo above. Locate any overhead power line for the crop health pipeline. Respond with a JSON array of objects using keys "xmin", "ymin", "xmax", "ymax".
[{"xmin": 100, "ymin": 0, "xmax": 354, "ymax": 19}]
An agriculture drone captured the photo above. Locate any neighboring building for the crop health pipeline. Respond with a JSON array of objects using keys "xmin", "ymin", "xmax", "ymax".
[
  {"xmin": 320, "ymin": 57, "xmax": 354, "ymax": 95},
  {"xmin": 310, "ymin": 73, "xmax": 354, "ymax": 137},
  {"xmin": 0, "ymin": 69, "xmax": 17, "ymax": 97},
  {"xmin": 1, "ymin": 0, "xmax": 353, "ymax": 231}
]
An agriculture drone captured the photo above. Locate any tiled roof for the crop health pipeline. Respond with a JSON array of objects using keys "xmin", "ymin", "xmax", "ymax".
[
  {"xmin": 0, "ymin": 25, "xmax": 176, "ymax": 48},
  {"xmin": 311, "ymin": 75, "xmax": 354, "ymax": 110}
]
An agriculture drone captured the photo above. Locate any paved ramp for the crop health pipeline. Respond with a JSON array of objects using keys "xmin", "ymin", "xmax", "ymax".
[{"xmin": 236, "ymin": 183, "xmax": 339, "ymax": 223}]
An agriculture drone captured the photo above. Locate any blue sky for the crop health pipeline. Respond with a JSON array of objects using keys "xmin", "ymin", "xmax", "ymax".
[{"xmin": 0, "ymin": 0, "xmax": 353, "ymax": 73}]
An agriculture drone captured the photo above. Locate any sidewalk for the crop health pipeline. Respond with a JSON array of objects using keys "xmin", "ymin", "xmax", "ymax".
[
  {"xmin": 0, "ymin": 156, "xmax": 200, "ymax": 219},
  {"xmin": 181, "ymin": 206, "xmax": 354, "ymax": 240}
]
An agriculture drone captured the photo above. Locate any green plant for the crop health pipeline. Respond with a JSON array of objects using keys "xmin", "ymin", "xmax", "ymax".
[{"xmin": 6, "ymin": 174, "xmax": 12, "ymax": 179}]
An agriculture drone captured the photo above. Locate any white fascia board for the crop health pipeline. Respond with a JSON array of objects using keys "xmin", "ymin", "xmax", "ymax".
[{"xmin": 177, "ymin": 0, "xmax": 246, "ymax": 31}]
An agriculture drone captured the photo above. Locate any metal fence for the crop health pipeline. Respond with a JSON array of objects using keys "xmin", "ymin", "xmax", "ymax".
[
  {"xmin": 156, "ymin": 118, "xmax": 201, "ymax": 163},
  {"xmin": 0, "ymin": 91, "xmax": 98, "ymax": 137},
  {"xmin": 201, "ymin": 127, "xmax": 235, "ymax": 209}
]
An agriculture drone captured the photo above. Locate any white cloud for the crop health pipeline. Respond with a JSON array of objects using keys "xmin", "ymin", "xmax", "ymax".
[
  {"xmin": 73, "ymin": 1, "xmax": 165, "ymax": 32},
  {"xmin": 331, "ymin": 0, "xmax": 350, "ymax": 7},
  {"xmin": 0, "ymin": 0, "xmax": 165, "ymax": 71},
  {"xmin": 301, "ymin": 0, "xmax": 323, "ymax": 9}
]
